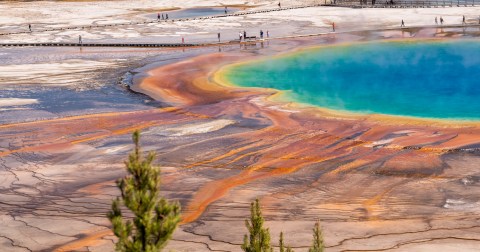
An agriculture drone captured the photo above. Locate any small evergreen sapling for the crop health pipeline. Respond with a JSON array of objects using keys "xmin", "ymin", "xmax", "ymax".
[
  {"xmin": 308, "ymin": 220, "xmax": 324, "ymax": 252},
  {"xmin": 108, "ymin": 130, "xmax": 181, "ymax": 252},
  {"xmin": 241, "ymin": 198, "xmax": 273, "ymax": 252}
]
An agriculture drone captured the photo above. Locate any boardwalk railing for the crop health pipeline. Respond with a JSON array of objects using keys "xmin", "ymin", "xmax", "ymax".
[
  {"xmin": 0, "ymin": 43, "xmax": 198, "ymax": 48},
  {"xmin": 333, "ymin": 0, "xmax": 478, "ymax": 7}
]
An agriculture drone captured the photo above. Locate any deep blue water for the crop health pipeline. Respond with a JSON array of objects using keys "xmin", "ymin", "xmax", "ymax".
[{"xmin": 224, "ymin": 40, "xmax": 480, "ymax": 120}]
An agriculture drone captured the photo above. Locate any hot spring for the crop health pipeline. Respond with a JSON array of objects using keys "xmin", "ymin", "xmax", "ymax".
[{"xmin": 222, "ymin": 40, "xmax": 480, "ymax": 120}]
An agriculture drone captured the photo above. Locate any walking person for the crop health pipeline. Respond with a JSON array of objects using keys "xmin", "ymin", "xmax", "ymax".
[
  {"xmin": 225, "ymin": 6, "xmax": 227, "ymax": 14},
  {"xmin": 78, "ymin": 35, "xmax": 82, "ymax": 44},
  {"xmin": 157, "ymin": 13, "xmax": 160, "ymax": 20},
  {"xmin": 166, "ymin": 14, "xmax": 169, "ymax": 20},
  {"xmin": 401, "ymin": 19, "xmax": 405, "ymax": 27},
  {"xmin": 278, "ymin": 2, "xmax": 281, "ymax": 8},
  {"xmin": 218, "ymin": 32, "xmax": 221, "ymax": 42},
  {"xmin": 440, "ymin": 16, "xmax": 444, "ymax": 25},
  {"xmin": 239, "ymin": 31, "xmax": 243, "ymax": 41},
  {"xmin": 260, "ymin": 30, "xmax": 264, "ymax": 39},
  {"xmin": 332, "ymin": 22, "xmax": 335, "ymax": 32},
  {"xmin": 435, "ymin": 17, "xmax": 438, "ymax": 25},
  {"xmin": 462, "ymin": 15, "xmax": 466, "ymax": 25},
  {"xmin": 266, "ymin": 30, "xmax": 269, "ymax": 38},
  {"xmin": 28, "ymin": 24, "xmax": 31, "ymax": 32},
  {"xmin": 243, "ymin": 30, "xmax": 247, "ymax": 40}
]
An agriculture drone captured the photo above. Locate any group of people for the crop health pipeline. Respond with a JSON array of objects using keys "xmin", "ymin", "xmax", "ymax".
[
  {"xmin": 435, "ymin": 16, "xmax": 476, "ymax": 25},
  {"xmin": 168, "ymin": 29, "xmax": 272, "ymax": 44},
  {"xmin": 157, "ymin": 13, "xmax": 169, "ymax": 20},
  {"xmin": 402, "ymin": 15, "xmax": 476, "ymax": 27},
  {"xmin": 238, "ymin": 30, "xmax": 270, "ymax": 41}
]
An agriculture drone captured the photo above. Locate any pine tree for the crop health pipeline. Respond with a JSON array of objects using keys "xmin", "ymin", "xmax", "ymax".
[
  {"xmin": 308, "ymin": 220, "xmax": 324, "ymax": 252},
  {"xmin": 241, "ymin": 199, "xmax": 273, "ymax": 252},
  {"xmin": 108, "ymin": 130, "xmax": 181, "ymax": 252}
]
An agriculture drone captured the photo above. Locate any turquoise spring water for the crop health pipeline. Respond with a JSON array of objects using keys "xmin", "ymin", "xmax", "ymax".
[{"xmin": 224, "ymin": 40, "xmax": 480, "ymax": 120}]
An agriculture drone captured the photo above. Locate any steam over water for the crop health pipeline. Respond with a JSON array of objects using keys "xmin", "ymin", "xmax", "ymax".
[{"xmin": 224, "ymin": 40, "xmax": 480, "ymax": 120}]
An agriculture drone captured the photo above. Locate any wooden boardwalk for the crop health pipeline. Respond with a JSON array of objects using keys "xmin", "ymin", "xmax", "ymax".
[
  {"xmin": 332, "ymin": 0, "xmax": 478, "ymax": 8},
  {"xmin": 1, "ymin": 22, "xmax": 479, "ymax": 48},
  {"xmin": 0, "ymin": 42, "xmax": 199, "ymax": 47}
]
